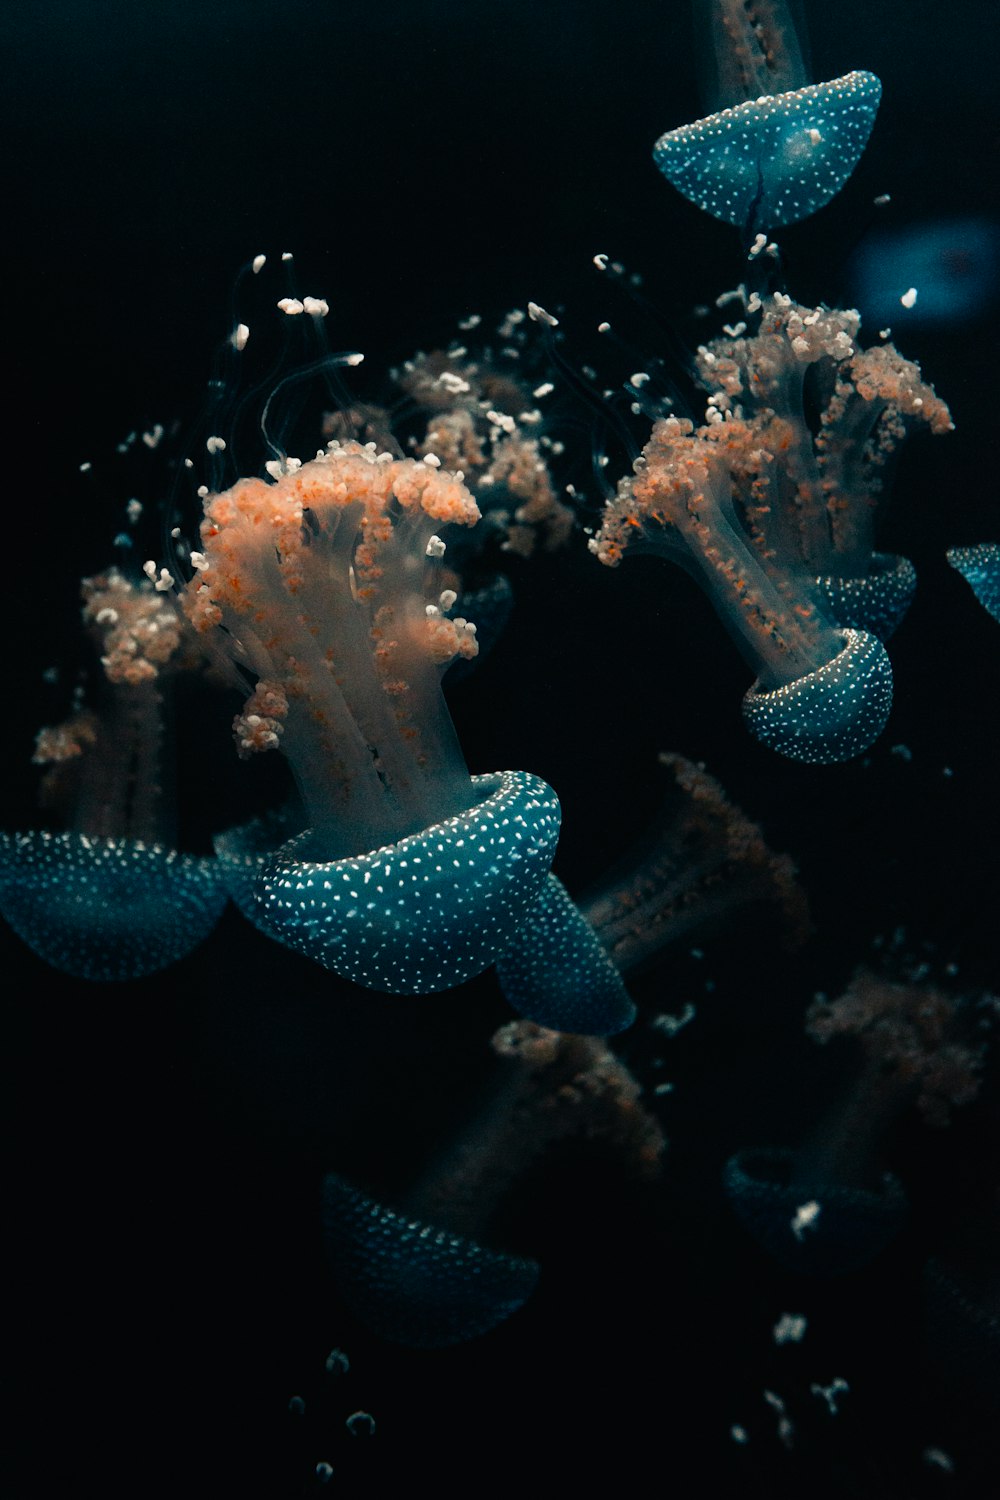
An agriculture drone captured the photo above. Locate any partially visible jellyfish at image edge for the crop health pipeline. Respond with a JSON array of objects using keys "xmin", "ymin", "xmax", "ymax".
[
  {"xmin": 0, "ymin": 567, "xmax": 226, "ymax": 979},
  {"xmin": 725, "ymin": 967, "xmax": 997, "ymax": 1275},
  {"xmin": 653, "ymin": 0, "xmax": 882, "ymax": 235},
  {"xmin": 184, "ymin": 431, "xmax": 633, "ymax": 1034},
  {"xmin": 589, "ymin": 294, "xmax": 952, "ymax": 763},
  {"xmin": 947, "ymin": 543, "xmax": 1000, "ymax": 623},
  {"xmin": 322, "ymin": 1018, "xmax": 665, "ymax": 1347}
]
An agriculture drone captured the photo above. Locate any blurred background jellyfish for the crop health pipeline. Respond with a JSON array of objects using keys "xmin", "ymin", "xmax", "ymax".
[
  {"xmin": 0, "ymin": 566, "xmax": 226, "ymax": 980},
  {"xmin": 580, "ymin": 752, "xmax": 811, "ymax": 975},
  {"xmin": 849, "ymin": 217, "xmax": 1000, "ymax": 331},
  {"xmin": 653, "ymin": 1, "xmax": 881, "ymax": 234},
  {"xmin": 724, "ymin": 966, "xmax": 995, "ymax": 1275},
  {"xmin": 322, "ymin": 1019, "xmax": 664, "ymax": 1347}
]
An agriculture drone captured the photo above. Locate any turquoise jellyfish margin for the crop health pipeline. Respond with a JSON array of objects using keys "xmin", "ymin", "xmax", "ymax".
[
  {"xmin": 653, "ymin": 71, "xmax": 882, "ymax": 232},
  {"xmin": 255, "ymin": 770, "xmax": 562, "ymax": 995},
  {"xmin": 0, "ymin": 831, "xmax": 227, "ymax": 981}
]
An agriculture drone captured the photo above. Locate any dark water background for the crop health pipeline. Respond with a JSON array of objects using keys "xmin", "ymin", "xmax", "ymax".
[{"xmin": 4, "ymin": 2, "xmax": 998, "ymax": 1494}]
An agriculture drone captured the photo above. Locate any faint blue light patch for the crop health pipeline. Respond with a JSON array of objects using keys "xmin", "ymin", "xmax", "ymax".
[{"xmin": 850, "ymin": 218, "xmax": 1000, "ymax": 327}]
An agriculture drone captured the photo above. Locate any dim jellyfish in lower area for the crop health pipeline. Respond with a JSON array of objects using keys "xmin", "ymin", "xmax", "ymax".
[
  {"xmin": 653, "ymin": 2, "xmax": 881, "ymax": 233},
  {"xmin": 183, "ymin": 432, "xmax": 629, "ymax": 1032},
  {"xmin": 947, "ymin": 543, "xmax": 1000, "ymax": 623},
  {"xmin": 723, "ymin": 1145, "xmax": 909, "ymax": 1276},
  {"xmin": 322, "ymin": 1020, "xmax": 664, "ymax": 1347},
  {"xmin": 0, "ymin": 569, "xmax": 226, "ymax": 980},
  {"xmin": 724, "ymin": 968, "xmax": 994, "ymax": 1274}
]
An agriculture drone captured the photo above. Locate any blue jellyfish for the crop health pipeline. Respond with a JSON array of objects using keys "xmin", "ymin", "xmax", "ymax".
[
  {"xmin": 653, "ymin": 1, "xmax": 881, "ymax": 233},
  {"xmin": 0, "ymin": 568, "xmax": 225, "ymax": 980},
  {"xmin": 947, "ymin": 543, "xmax": 1000, "ymax": 623},
  {"xmin": 723, "ymin": 1145, "xmax": 909, "ymax": 1275},
  {"xmin": 322, "ymin": 1021, "xmax": 664, "ymax": 1347}
]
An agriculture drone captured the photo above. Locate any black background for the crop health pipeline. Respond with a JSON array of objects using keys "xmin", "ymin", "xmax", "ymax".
[{"xmin": 4, "ymin": 2, "xmax": 998, "ymax": 1495}]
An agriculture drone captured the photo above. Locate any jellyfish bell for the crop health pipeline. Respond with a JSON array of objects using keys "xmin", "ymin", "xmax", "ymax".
[
  {"xmin": 0, "ymin": 567, "xmax": 226, "ymax": 981},
  {"xmin": 322, "ymin": 1022, "xmax": 664, "ymax": 1348},
  {"xmin": 257, "ymin": 770, "xmax": 563, "ymax": 995},
  {"xmin": 654, "ymin": 2, "xmax": 881, "ymax": 233},
  {"xmin": 947, "ymin": 543, "xmax": 1000, "ymax": 623}
]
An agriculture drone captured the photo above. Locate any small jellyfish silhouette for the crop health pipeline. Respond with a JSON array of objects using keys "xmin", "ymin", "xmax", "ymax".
[
  {"xmin": 947, "ymin": 543, "xmax": 1000, "ymax": 623},
  {"xmin": 850, "ymin": 218, "xmax": 1000, "ymax": 329},
  {"xmin": 653, "ymin": 2, "xmax": 881, "ymax": 232}
]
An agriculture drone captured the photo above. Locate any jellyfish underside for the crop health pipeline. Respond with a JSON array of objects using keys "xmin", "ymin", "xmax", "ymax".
[{"xmin": 655, "ymin": 2, "xmax": 881, "ymax": 232}]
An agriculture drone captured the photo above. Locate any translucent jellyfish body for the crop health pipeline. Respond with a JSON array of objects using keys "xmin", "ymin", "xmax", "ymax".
[
  {"xmin": 185, "ymin": 440, "xmax": 628, "ymax": 1029},
  {"xmin": 322, "ymin": 1021, "xmax": 664, "ymax": 1347},
  {"xmin": 1, "ymin": 570, "xmax": 225, "ymax": 980},
  {"xmin": 654, "ymin": 2, "xmax": 881, "ymax": 232},
  {"xmin": 591, "ymin": 295, "xmax": 952, "ymax": 761},
  {"xmin": 688, "ymin": 296, "xmax": 950, "ymax": 637}
]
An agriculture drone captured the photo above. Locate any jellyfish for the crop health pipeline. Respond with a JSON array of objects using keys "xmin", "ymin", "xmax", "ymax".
[
  {"xmin": 947, "ymin": 543, "xmax": 1000, "ymax": 623},
  {"xmin": 0, "ymin": 568, "xmax": 226, "ymax": 980},
  {"xmin": 690, "ymin": 293, "xmax": 951, "ymax": 638},
  {"xmin": 590, "ymin": 413, "xmax": 892, "ymax": 765},
  {"xmin": 589, "ymin": 293, "xmax": 953, "ymax": 762},
  {"xmin": 579, "ymin": 752, "xmax": 810, "ymax": 975},
  {"xmin": 377, "ymin": 340, "xmax": 574, "ymax": 681},
  {"xmin": 724, "ymin": 968, "xmax": 994, "ymax": 1274},
  {"xmin": 184, "ymin": 436, "xmax": 633, "ymax": 1031},
  {"xmin": 322, "ymin": 1019, "xmax": 664, "ymax": 1347},
  {"xmin": 653, "ymin": 1, "xmax": 882, "ymax": 234}
]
